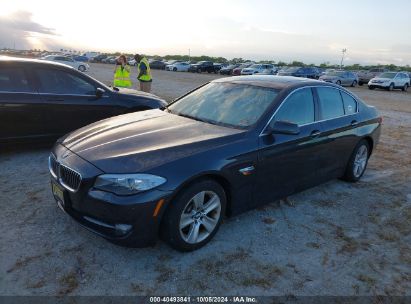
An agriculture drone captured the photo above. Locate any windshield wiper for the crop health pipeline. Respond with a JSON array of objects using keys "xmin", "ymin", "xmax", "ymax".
[{"xmin": 175, "ymin": 112, "xmax": 214, "ymax": 124}]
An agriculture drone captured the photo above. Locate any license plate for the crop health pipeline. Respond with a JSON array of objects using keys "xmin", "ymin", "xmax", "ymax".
[{"xmin": 52, "ymin": 182, "xmax": 65, "ymax": 206}]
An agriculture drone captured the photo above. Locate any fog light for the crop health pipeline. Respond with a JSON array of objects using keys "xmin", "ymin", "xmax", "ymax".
[{"xmin": 115, "ymin": 224, "xmax": 132, "ymax": 234}]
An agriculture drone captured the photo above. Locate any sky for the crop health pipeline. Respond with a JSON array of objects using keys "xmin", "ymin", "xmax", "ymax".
[{"xmin": 0, "ymin": 0, "xmax": 410, "ymax": 65}]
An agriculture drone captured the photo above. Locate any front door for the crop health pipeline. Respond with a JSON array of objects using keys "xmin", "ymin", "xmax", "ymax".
[
  {"xmin": 34, "ymin": 67, "xmax": 124, "ymax": 137},
  {"xmin": 255, "ymin": 87, "xmax": 328, "ymax": 206}
]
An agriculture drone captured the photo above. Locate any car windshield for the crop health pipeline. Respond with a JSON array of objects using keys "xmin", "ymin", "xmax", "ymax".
[
  {"xmin": 378, "ymin": 72, "xmax": 396, "ymax": 79},
  {"xmin": 168, "ymin": 83, "xmax": 278, "ymax": 128},
  {"xmin": 249, "ymin": 64, "xmax": 261, "ymax": 68},
  {"xmin": 226, "ymin": 65, "xmax": 237, "ymax": 69},
  {"xmin": 327, "ymin": 71, "xmax": 345, "ymax": 76}
]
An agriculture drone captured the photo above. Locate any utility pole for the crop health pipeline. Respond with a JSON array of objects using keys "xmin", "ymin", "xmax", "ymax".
[{"xmin": 340, "ymin": 48, "xmax": 347, "ymax": 69}]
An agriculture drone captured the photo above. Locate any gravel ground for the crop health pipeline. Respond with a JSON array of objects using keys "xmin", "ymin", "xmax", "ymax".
[{"xmin": 1, "ymin": 63, "xmax": 411, "ymax": 296}]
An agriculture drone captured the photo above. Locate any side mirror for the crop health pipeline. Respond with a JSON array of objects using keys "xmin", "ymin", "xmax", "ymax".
[
  {"xmin": 96, "ymin": 88, "xmax": 105, "ymax": 98},
  {"xmin": 264, "ymin": 120, "xmax": 300, "ymax": 136}
]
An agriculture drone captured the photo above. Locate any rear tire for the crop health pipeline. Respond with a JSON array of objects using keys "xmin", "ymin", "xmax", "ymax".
[
  {"xmin": 351, "ymin": 80, "xmax": 357, "ymax": 87},
  {"xmin": 336, "ymin": 80, "xmax": 342, "ymax": 86},
  {"xmin": 359, "ymin": 81, "xmax": 364, "ymax": 86},
  {"xmin": 368, "ymin": 86, "xmax": 375, "ymax": 90},
  {"xmin": 161, "ymin": 179, "xmax": 226, "ymax": 252},
  {"xmin": 342, "ymin": 139, "xmax": 370, "ymax": 182},
  {"xmin": 402, "ymin": 84, "xmax": 409, "ymax": 92},
  {"xmin": 173, "ymin": 67, "xmax": 177, "ymax": 72},
  {"xmin": 78, "ymin": 65, "xmax": 86, "ymax": 72}
]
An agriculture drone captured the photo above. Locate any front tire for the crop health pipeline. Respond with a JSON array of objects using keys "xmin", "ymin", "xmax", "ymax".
[
  {"xmin": 336, "ymin": 80, "xmax": 342, "ymax": 86},
  {"xmin": 342, "ymin": 139, "xmax": 370, "ymax": 182},
  {"xmin": 161, "ymin": 179, "xmax": 226, "ymax": 252},
  {"xmin": 78, "ymin": 65, "xmax": 86, "ymax": 72},
  {"xmin": 351, "ymin": 80, "xmax": 357, "ymax": 87},
  {"xmin": 173, "ymin": 67, "xmax": 177, "ymax": 72},
  {"xmin": 388, "ymin": 83, "xmax": 394, "ymax": 91}
]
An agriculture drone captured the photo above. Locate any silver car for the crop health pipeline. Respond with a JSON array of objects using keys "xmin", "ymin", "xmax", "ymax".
[{"xmin": 319, "ymin": 70, "xmax": 358, "ymax": 87}]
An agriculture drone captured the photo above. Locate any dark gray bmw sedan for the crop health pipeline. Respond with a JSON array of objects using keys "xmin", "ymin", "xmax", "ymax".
[{"xmin": 49, "ymin": 76, "xmax": 382, "ymax": 251}]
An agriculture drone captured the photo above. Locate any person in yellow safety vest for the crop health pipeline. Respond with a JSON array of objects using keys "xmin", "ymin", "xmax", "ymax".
[
  {"xmin": 134, "ymin": 54, "xmax": 152, "ymax": 93},
  {"xmin": 113, "ymin": 55, "xmax": 132, "ymax": 88}
]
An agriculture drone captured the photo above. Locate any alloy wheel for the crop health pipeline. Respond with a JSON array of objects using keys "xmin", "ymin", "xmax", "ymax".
[
  {"xmin": 353, "ymin": 145, "xmax": 368, "ymax": 178},
  {"xmin": 179, "ymin": 191, "xmax": 221, "ymax": 244}
]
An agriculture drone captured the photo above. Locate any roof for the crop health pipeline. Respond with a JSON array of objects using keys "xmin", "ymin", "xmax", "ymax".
[
  {"xmin": 0, "ymin": 56, "xmax": 73, "ymax": 69},
  {"xmin": 212, "ymin": 75, "xmax": 329, "ymax": 90}
]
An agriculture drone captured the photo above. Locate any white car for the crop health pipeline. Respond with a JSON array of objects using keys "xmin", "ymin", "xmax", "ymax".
[
  {"xmin": 241, "ymin": 64, "xmax": 277, "ymax": 75},
  {"xmin": 166, "ymin": 62, "xmax": 191, "ymax": 72},
  {"xmin": 41, "ymin": 55, "xmax": 90, "ymax": 72},
  {"xmin": 368, "ymin": 72, "xmax": 410, "ymax": 91}
]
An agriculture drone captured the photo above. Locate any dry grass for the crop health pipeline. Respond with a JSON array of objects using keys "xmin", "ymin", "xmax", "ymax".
[
  {"xmin": 59, "ymin": 271, "xmax": 79, "ymax": 295},
  {"xmin": 7, "ymin": 252, "xmax": 51, "ymax": 273},
  {"xmin": 262, "ymin": 217, "xmax": 276, "ymax": 225}
]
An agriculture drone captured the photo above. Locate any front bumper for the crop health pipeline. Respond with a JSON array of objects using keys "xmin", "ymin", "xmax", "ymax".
[
  {"xmin": 368, "ymin": 82, "xmax": 389, "ymax": 88},
  {"xmin": 49, "ymin": 144, "xmax": 172, "ymax": 247}
]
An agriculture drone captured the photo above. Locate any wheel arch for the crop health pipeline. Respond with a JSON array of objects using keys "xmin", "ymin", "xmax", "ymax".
[
  {"xmin": 363, "ymin": 136, "xmax": 374, "ymax": 156},
  {"xmin": 160, "ymin": 172, "xmax": 233, "ymax": 223}
]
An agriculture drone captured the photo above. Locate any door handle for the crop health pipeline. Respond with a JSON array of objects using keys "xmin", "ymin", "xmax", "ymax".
[
  {"xmin": 351, "ymin": 120, "xmax": 359, "ymax": 127},
  {"xmin": 310, "ymin": 130, "xmax": 321, "ymax": 138}
]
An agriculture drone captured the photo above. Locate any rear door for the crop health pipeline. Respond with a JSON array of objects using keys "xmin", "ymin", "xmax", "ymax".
[
  {"xmin": 0, "ymin": 63, "xmax": 47, "ymax": 141},
  {"xmin": 315, "ymin": 86, "xmax": 360, "ymax": 180},
  {"xmin": 34, "ymin": 67, "xmax": 124, "ymax": 137}
]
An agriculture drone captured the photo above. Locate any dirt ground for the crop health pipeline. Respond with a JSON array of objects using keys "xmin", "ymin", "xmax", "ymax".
[{"xmin": 1, "ymin": 63, "xmax": 410, "ymax": 296}]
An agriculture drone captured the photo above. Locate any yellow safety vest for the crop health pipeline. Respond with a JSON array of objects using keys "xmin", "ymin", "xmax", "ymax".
[
  {"xmin": 114, "ymin": 65, "xmax": 132, "ymax": 88},
  {"xmin": 137, "ymin": 57, "xmax": 152, "ymax": 82}
]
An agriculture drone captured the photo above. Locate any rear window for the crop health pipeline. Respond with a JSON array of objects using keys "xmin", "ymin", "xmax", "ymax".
[
  {"xmin": 317, "ymin": 87, "xmax": 344, "ymax": 120},
  {"xmin": 0, "ymin": 67, "xmax": 33, "ymax": 93},
  {"xmin": 341, "ymin": 91, "xmax": 358, "ymax": 115}
]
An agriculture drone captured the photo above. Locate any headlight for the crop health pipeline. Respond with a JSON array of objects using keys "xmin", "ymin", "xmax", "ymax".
[{"xmin": 94, "ymin": 174, "xmax": 167, "ymax": 195}]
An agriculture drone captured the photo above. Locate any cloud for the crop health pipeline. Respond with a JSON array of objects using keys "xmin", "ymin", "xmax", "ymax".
[{"xmin": 0, "ymin": 10, "xmax": 58, "ymax": 49}]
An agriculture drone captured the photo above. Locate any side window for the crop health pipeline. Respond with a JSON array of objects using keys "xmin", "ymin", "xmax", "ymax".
[
  {"xmin": 341, "ymin": 91, "xmax": 357, "ymax": 115},
  {"xmin": 0, "ymin": 67, "xmax": 33, "ymax": 93},
  {"xmin": 36, "ymin": 69, "xmax": 95, "ymax": 95},
  {"xmin": 317, "ymin": 87, "xmax": 344, "ymax": 119},
  {"xmin": 274, "ymin": 88, "xmax": 315, "ymax": 125}
]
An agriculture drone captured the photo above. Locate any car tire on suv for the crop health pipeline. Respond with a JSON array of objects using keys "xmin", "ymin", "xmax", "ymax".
[
  {"xmin": 388, "ymin": 83, "xmax": 394, "ymax": 91},
  {"xmin": 402, "ymin": 84, "xmax": 409, "ymax": 92},
  {"xmin": 161, "ymin": 179, "xmax": 226, "ymax": 252}
]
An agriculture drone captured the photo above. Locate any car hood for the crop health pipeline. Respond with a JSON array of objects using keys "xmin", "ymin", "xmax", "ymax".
[
  {"xmin": 371, "ymin": 77, "xmax": 391, "ymax": 81},
  {"xmin": 62, "ymin": 109, "xmax": 244, "ymax": 173},
  {"xmin": 115, "ymin": 88, "xmax": 159, "ymax": 99}
]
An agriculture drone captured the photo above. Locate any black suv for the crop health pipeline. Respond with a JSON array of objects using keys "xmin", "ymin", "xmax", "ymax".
[
  {"xmin": 188, "ymin": 61, "xmax": 216, "ymax": 73},
  {"xmin": 278, "ymin": 67, "xmax": 321, "ymax": 79},
  {"xmin": 0, "ymin": 57, "xmax": 167, "ymax": 143}
]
